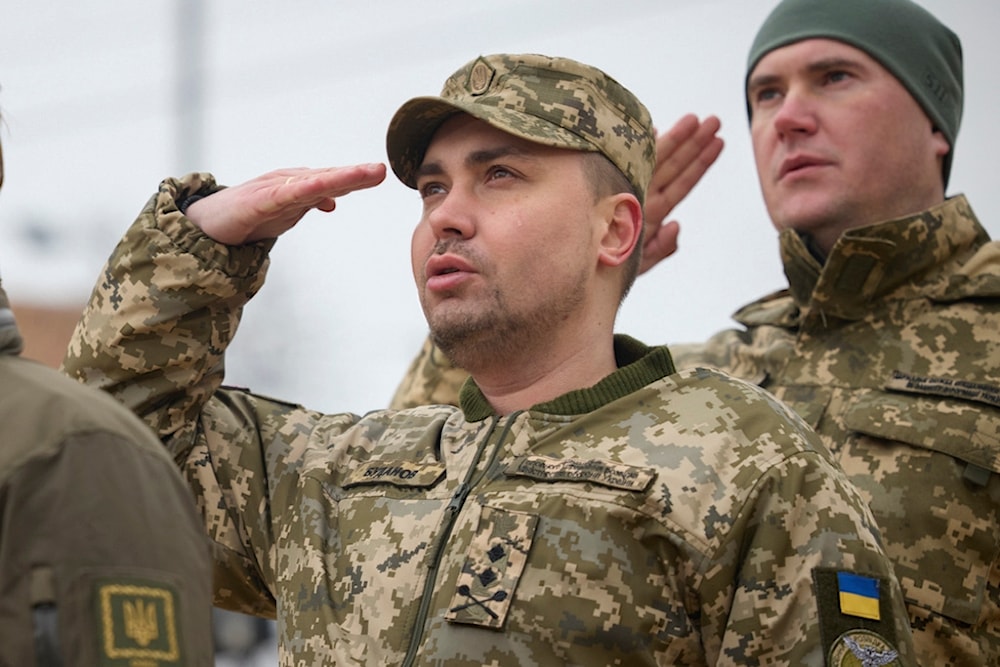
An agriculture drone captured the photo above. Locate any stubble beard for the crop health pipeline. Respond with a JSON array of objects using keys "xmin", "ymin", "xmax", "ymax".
[{"xmin": 426, "ymin": 279, "xmax": 587, "ymax": 375}]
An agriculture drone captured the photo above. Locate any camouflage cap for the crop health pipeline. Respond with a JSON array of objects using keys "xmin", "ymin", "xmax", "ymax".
[{"xmin": 386, "ymin": 53, "xmax": 655, "ymax": 204}]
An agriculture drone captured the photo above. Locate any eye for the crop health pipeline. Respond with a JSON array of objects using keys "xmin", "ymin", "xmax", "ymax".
[
  {"xmin": 418, "ymin": 181, "xmax": 447, "ymax": 199},
  {"xmin": 750, "ymin": 86, "xmax": 781, "ymax": 109},
  {"xmin": 823, "ymin": 69, "xmax": 852, "ymax": 85},
  {"xmin": 486, "ymin": 165, "xmax": 516, "ymax": 181}
]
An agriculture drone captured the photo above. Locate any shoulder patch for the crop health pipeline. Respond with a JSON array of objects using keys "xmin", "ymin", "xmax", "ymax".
[
  {"xmin": 504, "ymin": 455, "xmax": 655, "ymax": 492},
  {"xmin": 813, "ymin": 568, "xmax": 900, "ymax": 662},
  {"xmin": 828, "ymin": 629, "xmax": 902, "ymax": 666},
  {"xmin": 94, "ymin": 578, "xmax": 182, "ymax": 665}
]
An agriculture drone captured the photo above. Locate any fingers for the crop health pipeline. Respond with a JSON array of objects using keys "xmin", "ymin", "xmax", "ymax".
[
  {"xmin": 188, "ymin": 164, "xmax": 386, "ymax": 245},
  {"xmin": 642, "ymin": 116, "xmax": 723, "ymax": 258},
  {"xmin": 639, "ymin": 220, "xmax": 680, "ymax": 275},
  {"xmin": 260, "ymin": 164, "xmax": 386, "ymax": 217},
  {"xmin": 635, "ymin": 115, "xmax": 722, "ymax": 276},
  {"xmin": 646, "ymin": 116, "xmax": 723, "ymax": 222},
  {"xmin": 274, "ymin": 164, "xmax": 387, "ymax": 202}
]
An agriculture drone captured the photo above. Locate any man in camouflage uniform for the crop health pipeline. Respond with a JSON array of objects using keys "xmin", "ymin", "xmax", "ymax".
[
  {"xmin": 0, "ymin": 124, "xmax": 214, "ymax": 664},
  {"xmin": 391, "ymin": 2, "xmax": 1000, "ymax": 665},
  {"xmin": 65, "ymin": 53, "xmax": 915, "ymax": 665}
]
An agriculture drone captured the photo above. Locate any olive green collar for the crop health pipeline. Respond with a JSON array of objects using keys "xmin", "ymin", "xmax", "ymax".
[{"xmin": 459, "ymin": 334, "xmax": 675, "ymax": 421}]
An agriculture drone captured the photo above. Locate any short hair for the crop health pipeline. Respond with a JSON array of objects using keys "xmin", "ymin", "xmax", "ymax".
[{"xmin": 581, "ymin": 152, "xmax": 643, "ymax": 301}]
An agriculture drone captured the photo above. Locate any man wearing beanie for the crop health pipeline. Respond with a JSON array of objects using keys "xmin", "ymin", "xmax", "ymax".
[
  {"xmin": 63, "ymin": 53, "xmax": 914, "ymax": 664},
  {"xmin": 651, "ymin": 1, "xmax": 997, "ymax": 665},
  {"xmin": 686, "ymin": 2, "xmax": 999, "ymax": 664}
]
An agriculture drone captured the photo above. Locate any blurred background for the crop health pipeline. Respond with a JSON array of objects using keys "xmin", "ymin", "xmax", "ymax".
[{"xmin": 2, "ymin": 1, "xmax": 997, "ymax": 663}]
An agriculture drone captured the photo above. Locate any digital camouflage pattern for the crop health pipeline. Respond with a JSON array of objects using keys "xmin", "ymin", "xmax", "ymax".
[
  {"xmin": 61, "ymin": 174, "xmax": 918, "ymax": 666},
  {"xmin": 670, "ymin": 195, "xmax": 1000, "ymax": 666},
  {"xmin": 386, "ymin": 53, "xmax": 656, "ymax": 203},
  {"xmin": 392, "ymin": 195, "xmax": 1000, "ymax": 665}
]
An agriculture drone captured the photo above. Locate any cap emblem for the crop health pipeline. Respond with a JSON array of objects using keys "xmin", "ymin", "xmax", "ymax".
[{"xmin": 467, "ymin": 58, "xmax": 495, "ymax": 95}]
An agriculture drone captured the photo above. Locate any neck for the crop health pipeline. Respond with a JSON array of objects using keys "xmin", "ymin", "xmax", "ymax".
[{"xmin": 463, "ymin": 323, "xmax": 618, "ymax": 415}]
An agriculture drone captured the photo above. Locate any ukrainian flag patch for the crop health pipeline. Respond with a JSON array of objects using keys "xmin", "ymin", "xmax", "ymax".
[
  {"xmin": 813, "ymin": 568, "xmax": 898, "ymax": 661},
  {"xmin": 837, "ymin": 571, "xmax": 881, "ymax": 621}
]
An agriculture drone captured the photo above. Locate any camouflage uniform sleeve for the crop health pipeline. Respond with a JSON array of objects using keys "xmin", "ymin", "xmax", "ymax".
[
  {"xmin": 708, "ymin": 446, "xmax": 916, "ymax": 665},
  {"xmin": 389, "ymin": 334, "xmax": 469, "ymax": 409},
  {"xmin": 61, "ymin": 174, "xmax": 292, "ymax": 613},
  {"xmin": 62, "ymin": 173, "xmax": 274, "ymax": 461}
]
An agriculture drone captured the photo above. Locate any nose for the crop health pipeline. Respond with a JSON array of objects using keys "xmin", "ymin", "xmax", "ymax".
[
  {"xmin": 772, "ymin": 86, "xmax": 818, "ymax": 140},
  {"xmin": 424, "ymin": 185, "xmax": 476, "ymax": 240}
]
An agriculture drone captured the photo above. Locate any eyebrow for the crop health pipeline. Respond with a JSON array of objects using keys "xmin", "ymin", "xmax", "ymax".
[
  {"xmin": 415, "ymin": 144, "xmax": 537, "ymax": 180},
  {"xmin": 747, "ymin": 56, "xmax": 864, "ymax": 93}
]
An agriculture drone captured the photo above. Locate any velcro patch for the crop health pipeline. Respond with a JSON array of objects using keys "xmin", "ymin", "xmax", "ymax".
[
  {"xmin": 828, "ymin": 629, "xmax": 901, "ymax": 666},
  {"xmin": 886, "ymin": 370, "xmax": 1000, "ymax": 408},
  {"xmin": 836, "ymin": 571, "xmax": 881, "ymax": 620},
  {"xmin": 344, "ymin": 460, "xmax": 446, "ymax": 488},
  {"xmin": 504, "ymin": 455, "xmax": 655, "ymax": 492},
  {"xmin": 445, "ymin": 505, "xmax": 538, "ymax": 629},
  {"xmin": 814, "ymin": 568, "xmax": 898, "ymax": 661},
  {"xmin": 94, "ymin": 578, "xmax": 182, "ymax": 666}
]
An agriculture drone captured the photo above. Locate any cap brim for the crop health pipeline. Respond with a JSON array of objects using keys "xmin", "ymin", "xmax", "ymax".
[{"xmin": 386, "ymin": 96, "xmax": 596, "ymax": 189}]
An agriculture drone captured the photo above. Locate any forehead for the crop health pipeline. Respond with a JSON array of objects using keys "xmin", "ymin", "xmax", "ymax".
[{"xmin": 750, "ymin": 38, "xmax": 881, "ymax": 79}]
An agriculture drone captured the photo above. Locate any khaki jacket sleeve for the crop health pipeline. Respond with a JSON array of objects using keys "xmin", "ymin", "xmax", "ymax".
[
  {"xmin": 63, "ymin": 173, "xmax": 272, "ymax": 461},
  {"xmin": 0, "ymin": 429, "xmax": 214, "ymax": 665},
  {"xmin": 61, "ymin": 174, "xmax": 285, "ymax": 614}
]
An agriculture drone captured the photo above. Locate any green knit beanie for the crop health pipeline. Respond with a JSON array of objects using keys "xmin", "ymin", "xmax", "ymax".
[{"xmin": 746, "ymin": 0, "xmax": 963, "ymax": 187}]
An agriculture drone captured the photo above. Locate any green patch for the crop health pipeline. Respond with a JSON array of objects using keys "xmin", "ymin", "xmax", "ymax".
[{"xmin": 94, "ymin": 578, "xmax": 182, "ymax": 666}]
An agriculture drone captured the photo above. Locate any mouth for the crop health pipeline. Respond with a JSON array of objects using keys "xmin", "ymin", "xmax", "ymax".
[
  {"xmin": 426, "ymin": 255, "xmax": 474, "ymax": 277},
  {"xmin": 424, "ymin": 254, "xmax": 476, "ymax": 291},
  {"xmin": 779, "ymin": 154, "xmax": 831, "ymax": 180}
]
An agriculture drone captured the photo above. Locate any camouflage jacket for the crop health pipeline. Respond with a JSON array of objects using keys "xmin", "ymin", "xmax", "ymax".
[
  {"xmin": 670, "ymin": 195, "xmax": 1000, "ymax": 666},
  {"xmin": 64, "ymin": 174, "xmax": 916, "ymax": 666},
  {"xmin": 0, "ymin": 284, "xmax": 213, "ymax": 665}
]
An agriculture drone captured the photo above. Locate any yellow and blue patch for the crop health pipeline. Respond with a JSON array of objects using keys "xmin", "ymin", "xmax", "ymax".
[
  {"xmin": 814, "ymin": 568, "xmax": 899, "ymax": 663},
  {"xmin": 836, "ymin": 571, "xmax": 881, "ymax": 621}
]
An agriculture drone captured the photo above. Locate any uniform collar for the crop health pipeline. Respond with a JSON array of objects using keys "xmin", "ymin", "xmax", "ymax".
[
  {"xmin": 459, "ymin": 334, "xmax": 676, "ymax": 421},
  {"xmin": 779, "ymin": 195, "xmax": 987, "ymax": 326}
]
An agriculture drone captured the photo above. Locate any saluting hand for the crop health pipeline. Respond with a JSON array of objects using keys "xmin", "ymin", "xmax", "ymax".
[
  {"xmin": 640, "ymin": 115, "xmax": 724, "ymax": 275},
  {"xmin": 186, "ymin": 163, "xmax": 387, "ymax": 245}
]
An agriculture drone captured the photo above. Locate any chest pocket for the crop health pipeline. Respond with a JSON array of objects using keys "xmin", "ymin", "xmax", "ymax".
[
  {"xmin": 444, "ymin": 456, "xmax": 658, "ymax": 631},
  {"xmin": 847, "ymin": 384, "xmax": 1000, "ymax": 474},
  {"xmin": 841, "ymin": 387, "xmax": 1000, "ymax": 625},
  {"xmin": 444, "ymin": 506, "xmax": 539, "ymax": 629}
]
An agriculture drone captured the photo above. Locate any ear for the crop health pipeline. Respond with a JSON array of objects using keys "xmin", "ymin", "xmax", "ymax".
[
  {"xmin": 931, "ymin": 127, "xmax": 950, "ymax": 161},
  {"xmin": 596, "ymin": 193, "xmax": 643, "ymax": 269}
]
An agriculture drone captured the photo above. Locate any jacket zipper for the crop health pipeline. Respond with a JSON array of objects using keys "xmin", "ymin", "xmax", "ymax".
[{"xmin": 400, "ymin": 412, "xmax": 521, "ymax": 666}]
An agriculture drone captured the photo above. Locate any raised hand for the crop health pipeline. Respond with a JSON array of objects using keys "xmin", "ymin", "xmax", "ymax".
[
  {"xmin": 186, "ymin": 164, "xmax": 387, "ymax": 245},
  {"xmin": 640, "ymin": 115, "xmax": 724, "ymax": 274}
]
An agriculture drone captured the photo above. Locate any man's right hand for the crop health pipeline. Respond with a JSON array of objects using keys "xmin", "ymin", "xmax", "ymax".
[
  {"xmin": 186, "ymin": 164, "xmax": 387, "ymax": 245},
  {"xmin": 640, "ymin": 115, "xmax": 724, "ymax": 274}
]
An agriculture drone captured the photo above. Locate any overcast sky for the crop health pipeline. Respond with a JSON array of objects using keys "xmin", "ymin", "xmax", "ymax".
[{"xmin": 1, "ymin": 0, "xmax": 997, "ymax": 414}]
